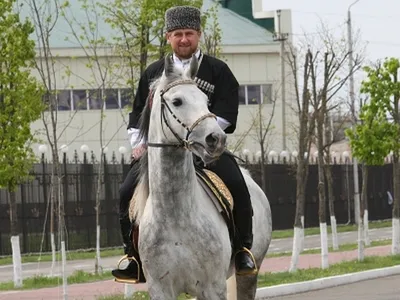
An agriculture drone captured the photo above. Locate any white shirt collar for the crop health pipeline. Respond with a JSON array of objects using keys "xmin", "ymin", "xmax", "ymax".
[{"xmin": 172, "ymin": 49, "xmax": 201, "ymax": 70}]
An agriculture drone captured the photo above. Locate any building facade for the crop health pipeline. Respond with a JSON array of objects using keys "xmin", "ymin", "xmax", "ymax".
[{"xmin": 28, "ymin": 0, "xmax": 298, "ymax": 161}]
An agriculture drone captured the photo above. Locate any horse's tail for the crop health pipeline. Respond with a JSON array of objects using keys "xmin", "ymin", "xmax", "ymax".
[{"xmin": 129, "ymin": 151, "xmax": 149, "ymax": 224}]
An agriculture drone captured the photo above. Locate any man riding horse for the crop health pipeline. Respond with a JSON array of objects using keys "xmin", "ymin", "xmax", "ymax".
[{"xmin": 112, "ymin": 5, "xmax": 256, "ymax": 283}]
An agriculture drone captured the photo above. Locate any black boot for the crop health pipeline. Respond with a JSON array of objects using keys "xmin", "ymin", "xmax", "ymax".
[
  {"xmin": 234, "ymin": 241, "xmax": 257, "ymax": 276},
  {"xmin": 111, "ymin": 254, "xmax": 145, "ymax": 283},
  {"xmin": 234, "ymin": 209, "xmax": 257, "ymax": 276},
  {"xmin": 112, "ymin": 220, "xmax": 146, "ymax": 283}
]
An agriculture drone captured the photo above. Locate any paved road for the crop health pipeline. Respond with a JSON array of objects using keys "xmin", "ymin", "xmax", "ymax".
[
  {"xmin": 0, "ymin": 227, "xmax": 392, "ymax": 283},
  {"xmin": 267, "ymin": 274, "xmax": 400, "ymax": 300}
]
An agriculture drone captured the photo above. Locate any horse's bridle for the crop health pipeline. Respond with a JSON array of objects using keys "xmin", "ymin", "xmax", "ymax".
[{"xmin": 147, "ymin": 79, "xmax": 216, "ymax": 150}]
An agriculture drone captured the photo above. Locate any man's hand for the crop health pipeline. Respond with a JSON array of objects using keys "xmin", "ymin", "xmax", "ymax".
[{"xmin": 131, "ymin": 144, "xmax": 147, "ymax": 161}]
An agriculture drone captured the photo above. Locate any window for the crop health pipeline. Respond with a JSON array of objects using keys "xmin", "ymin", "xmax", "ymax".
[
  {"xmin": 57, "ymin": 90, "xmax": 71, "ymax": 111},
  {"xmin": 238, "ymin": 84, "xmax": 273, "ymax": 105},
  {"xmin": 120, "ymin": 88, "xmax": 134, "ymax": 109},
  {"xmin": 72, "ymin": 90, "xmax": 87, "ymax": 110},
  {"xmin": 238, "ymin": 86, "xmax": 246, "ymax": 105},
  {"xmin": 262, "ymin": 84, "xmax": 272, "ymax": 104},
  {"xmin": 105, "ymin": 89, "xmax": 119, "ymax": 109},
  {"xmin": 88, "ymin": 89, "xmax": 102, "ymax": 110},
  {"xmin": 247, "ymin": 85, "xmax": 261, "ymax": 105}
]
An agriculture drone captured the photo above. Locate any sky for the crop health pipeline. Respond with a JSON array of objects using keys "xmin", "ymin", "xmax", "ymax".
[{"xmin": 261, "ymin": 0, "xmax": 400, "ymax": 91}]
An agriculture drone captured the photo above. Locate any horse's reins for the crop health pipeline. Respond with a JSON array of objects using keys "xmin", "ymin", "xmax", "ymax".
[{"xmin": 147, "ymin": 79, "xmax": 216, "ymax": 150}]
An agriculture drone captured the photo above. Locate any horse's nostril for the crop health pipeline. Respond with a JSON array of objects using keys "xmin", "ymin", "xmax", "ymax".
[{"xmin": 205, "ymin": 133, "xmax": 219, "ymax": 148}]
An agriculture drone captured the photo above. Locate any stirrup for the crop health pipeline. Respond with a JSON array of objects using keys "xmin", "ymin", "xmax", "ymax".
[
  {"xmin": 235, "ymin": 247, "xmax": 258, "ymax": 276},
  {"xmin": 113, "ymin": 254, "xmax": 142, "ymax": 284}
]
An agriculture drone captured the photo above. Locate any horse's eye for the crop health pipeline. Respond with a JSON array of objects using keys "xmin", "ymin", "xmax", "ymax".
[{"xmin": 172, "ymin": 98, "xmax": 182, "ymax": 107}]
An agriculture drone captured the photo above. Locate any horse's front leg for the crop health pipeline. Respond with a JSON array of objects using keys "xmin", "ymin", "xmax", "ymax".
[
  {"xmin": 196, "ymin": 281, "xmax": 228, "ymax": 300},
  {"xmin": 146, "ymin": 279, "xmax": 178, "ymax": 300}
]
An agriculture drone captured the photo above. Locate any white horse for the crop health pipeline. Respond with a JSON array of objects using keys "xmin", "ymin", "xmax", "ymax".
[{"xmin": 130, "ymin": 54, "xmax": 272, "ymax": 300}]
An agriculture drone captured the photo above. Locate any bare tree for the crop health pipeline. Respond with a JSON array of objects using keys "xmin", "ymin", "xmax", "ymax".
[
  {"xmin": 250, "ymin": 87, "xmax": 278, "ymax": 192},
  {"xmin": 23, "ymin": 1, "xmax": 77, "ymax": 288},
  {"xmin": 308, "ymin": 21, "xmax": 363, "ymax": 268},
  {"xmin": 287, "ymin": 44, "xmax": 315, "ymax": 272},
  {"xmin": 287, "ymin": 20, "xmax": 363, "ymax": 270},
  {"xmin": 60, "ymin": 0, "xmax": 125, "ymax": 274},
  {"xmin": 324, "ymin": 113, "xmax": 339, "ymax": 250}
]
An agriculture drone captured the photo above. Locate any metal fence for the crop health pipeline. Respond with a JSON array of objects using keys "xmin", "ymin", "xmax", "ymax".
[{"xmin": 0, "ymin": 152, "xmax": 394, "ymax": 256}]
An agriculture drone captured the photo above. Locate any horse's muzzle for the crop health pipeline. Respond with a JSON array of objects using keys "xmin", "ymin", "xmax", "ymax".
[{"xmin": 205, "ymin": 132, "xmax": 227, "ymax": 155}]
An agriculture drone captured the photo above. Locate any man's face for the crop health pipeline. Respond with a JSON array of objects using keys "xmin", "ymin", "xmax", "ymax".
[{"xmin": 166, "ymin": 29, "xmax": 201, "ymax": 59}]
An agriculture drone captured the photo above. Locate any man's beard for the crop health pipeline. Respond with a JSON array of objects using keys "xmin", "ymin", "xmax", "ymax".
[{"xmin": 175, "ymin": 46, "xmax": 197, "ymax": 59}]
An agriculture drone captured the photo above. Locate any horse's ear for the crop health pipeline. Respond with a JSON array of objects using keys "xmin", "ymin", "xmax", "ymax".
[
  {"xmin": 164, "ymin": 53, "xmax": 174, "ymax": 78},
  {"xmin": 187, "ymin": 54, "xmax": 198, "ymax": 80}
]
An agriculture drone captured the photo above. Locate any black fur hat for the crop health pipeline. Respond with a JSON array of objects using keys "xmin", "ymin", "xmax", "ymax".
[{"xmin": 165, "ymin": 6, "xmax": 201, "ymax": 32}]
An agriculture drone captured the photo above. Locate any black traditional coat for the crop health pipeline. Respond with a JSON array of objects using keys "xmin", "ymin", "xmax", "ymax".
[{"xmin": 128, "ymin": 52, "xmax": 239, "ymax": 134}]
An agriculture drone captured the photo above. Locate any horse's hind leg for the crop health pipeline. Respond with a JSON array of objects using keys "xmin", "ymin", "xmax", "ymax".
[{"xmin": 236, "ymin": 274, "xmax": 258, "ymax": 300}]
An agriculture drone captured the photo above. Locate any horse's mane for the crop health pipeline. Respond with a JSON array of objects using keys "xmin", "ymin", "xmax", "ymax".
[{"xmin": 129, "ymin": 60, "xmax": 187, "ymax": 224}]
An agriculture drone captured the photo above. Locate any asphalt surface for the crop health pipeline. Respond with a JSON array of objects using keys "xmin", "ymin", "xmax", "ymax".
[
  {"xmin": 268, "ymin": 274, "xmax": 400, "ymax": 300},
  {"xmin": 0, "ymin": 226, "xmax": 393, "ymax": 283}
]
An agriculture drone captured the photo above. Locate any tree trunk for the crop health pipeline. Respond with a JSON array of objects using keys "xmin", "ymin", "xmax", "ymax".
[
  {"xmin": 260, "ymin": 155, "xmax": 266, "ymax": 193},
  {"xmin": 346, "ymin": 163, "xmax": 352, "ymax": 224},
  {"xmin": 325, "ymin": 163, "xmax": 338, "ymax": 250},
  {"xmin": 259, "ymin": 108, "xmax": 267, "ymax": 193},
  {"xmin": 95, "ymin": 154, "xmax": 103, "ymax": 275},
  {"xmin": 392, "ymin": 158, "xmax": 400, "ymax": 254},
  {"xmin": 361, "ymin": 164, "xmax": 370, "ymax": 246},
  {"xmin": 52, "ymin": 148, "xmax": 67, "ymax": 296},
  {"xmin": 9, "ymin": 190, "xmax": 22, "ymax": 288},
  {"xmin": 95, "ymin": 90, "xmax": 106, "ymax": 275},
  {"xmin": 139, "ymin": 25, "xmax": 149, "ymax": 75},
  {"xmin": 50, "ymin": 174, "xmax": 56, "ymax": 275},
  {"xmin": 357, "ymin": 164, "xmax": 367, "ymax": 261},
  {"xmin": 289, "ymin": 50, "xmax": 312, "ymax": 272},
  {"xmin": 158, "ymin": 27, "xmax": 167, "ymax": 60},
  {"xmin": 289, "ymin": 156, "xmax": 307, "ymax": 272},
  {"xmin": 317, "ymin": 110, "xmax": 328, "ymax": 269},
  {"xmin": 324, "ymin": 113, "xmax": 338, "ymax": 250}
]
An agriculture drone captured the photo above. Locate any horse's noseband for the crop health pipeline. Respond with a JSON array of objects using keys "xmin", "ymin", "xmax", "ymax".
[{"xmin": 147, "ymin": 79, "xmax": 216, "ymax": 150}]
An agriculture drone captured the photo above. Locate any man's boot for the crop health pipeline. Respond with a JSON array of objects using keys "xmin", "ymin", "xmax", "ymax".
[
  {"xmin": 234, "ymin": 208, "xmax": 258, "ymax": 276},
  {"xmin": 111, "ymin": 220, "xmax": 146, "ymax": 283}
]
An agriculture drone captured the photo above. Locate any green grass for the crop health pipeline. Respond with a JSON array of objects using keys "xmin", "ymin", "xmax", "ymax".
[
  {"xmin": 267, "ymin": 239, "xmax": 392, "ymax": 257},
  {"xmin": 97, "ymin": 254, "xmax": 400, "ymax": 299},
  {"xmin": 0, "ymin": 270, "xmax": 112, "ymax": 291},
  {"xmin": 0, "ymin": 248, "xmax": 123, "ymax": 266},
  {"xmin": 272, "ymin": 219, "xmax": 392, "ymax": 239},
  {"xmin": 258, "ymin": 254, "xmax": 400, "ymax": 287}
]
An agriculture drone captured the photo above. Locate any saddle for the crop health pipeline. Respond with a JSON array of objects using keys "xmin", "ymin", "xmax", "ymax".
[{"xmin": 194, "ymin": 166, "xmax": 236, "ymax": 244}]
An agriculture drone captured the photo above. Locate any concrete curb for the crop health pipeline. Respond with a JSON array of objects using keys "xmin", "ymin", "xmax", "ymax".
[{"xmin": 255, "ymin": 264, "xmax": 400, "ymax": 299}]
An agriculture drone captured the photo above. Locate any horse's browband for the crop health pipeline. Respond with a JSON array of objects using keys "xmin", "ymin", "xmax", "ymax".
[{"xmin": 160, "ymin": 79, "xmax": 196, "ymax": 96}]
